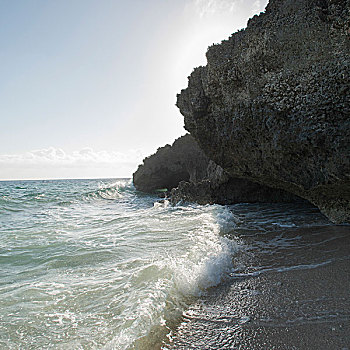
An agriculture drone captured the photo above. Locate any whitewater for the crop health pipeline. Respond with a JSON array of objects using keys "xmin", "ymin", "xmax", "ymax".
[
  {"xmin": 0, "ymin": 178, "xmax": 239, "ymax": 349},
  {"xmin": 1, "ymin": 178, "xmax": 348, "ymax": 349}
]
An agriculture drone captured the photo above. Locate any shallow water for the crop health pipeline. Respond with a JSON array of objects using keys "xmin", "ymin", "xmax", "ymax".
[
  {"xmin": 0, "ymin": 179, "xmax": 240, "ymax": 349},
  {"xmin": 165, "ymin": 205, "xmax": 350, "ymax": 349},
  {"xmin": 1, "ymin": 179, "xmax": 348, "ymax": 349}
]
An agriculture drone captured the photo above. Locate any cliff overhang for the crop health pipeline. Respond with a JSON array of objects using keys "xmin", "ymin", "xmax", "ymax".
[{"xmin": 176, "ymin": 0, "xmax": 350, "ymax": 223}]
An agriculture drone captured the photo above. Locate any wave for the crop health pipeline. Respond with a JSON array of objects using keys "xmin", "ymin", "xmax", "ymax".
[
  {"xmin": 170, "ymin": 208, "xmax": 239, "ymax": 297},
  {"xmin": 0, "ymin": 206, "xmax": 24, "ymax": 213},
  {"xmin": 0, "ymin": 179, "xmax": 135, "ymax": 211},
  {"xmin": 1, "ymin": 179, "xmax": 337, "ymax": 349},
  {"xmin": 83, "ymin": 180, "xmax": 134, "ymax": 201},
  {"xmin": 103, "ymin": 205, "xmax": 241, "ymax": 350}
]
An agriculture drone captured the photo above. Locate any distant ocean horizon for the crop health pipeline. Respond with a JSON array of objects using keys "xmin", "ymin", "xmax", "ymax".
[
  {"xmin": 1, "ymin": 178, "xmax": 348, "ymax": 349},
  {"xmin": 0, "ymin": 177, "xmax": 131, "ymax": 182}
]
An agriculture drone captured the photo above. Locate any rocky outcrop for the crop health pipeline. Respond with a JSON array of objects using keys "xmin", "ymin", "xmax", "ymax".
[
  {"xmin": 177, "ymin": 0, "xmax": 350, "ymax": 223},
  {"xmin": 133, "ymin": 134, "xmax": 301, "ymax": 203},
  {"xmin": 170, "ymin": 159, "xmax": 301, "ymax": 205},
  {"xmin": 133, "ymin": 134, "xmax": 209, "ymax": 192},
  {"xmin": 170, "ymin": 176, "xmax": 301, "ymax": 205}
]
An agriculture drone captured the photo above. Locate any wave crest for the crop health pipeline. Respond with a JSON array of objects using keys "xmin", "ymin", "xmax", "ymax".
[{"xmin": 84, "ymin": 180, "xmax": 133, "ymax": 201}]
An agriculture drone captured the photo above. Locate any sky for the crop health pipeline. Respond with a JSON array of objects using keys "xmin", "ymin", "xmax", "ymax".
[{"xmin": 0, "ymin": 0, "xmax": 268, "ymax": 180}]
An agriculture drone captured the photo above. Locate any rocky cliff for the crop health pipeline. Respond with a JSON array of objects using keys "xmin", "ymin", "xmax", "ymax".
[
  {"xmin": 177, "ymin": 0, "xmax": 350, "ymax": 223},
  {"xmin": 133, "ymin": 134, "xmax": 209, "ymax": 193},
  {"xmin": 133, "ymin": 134, "xmax": 301, "ymax": 203}
]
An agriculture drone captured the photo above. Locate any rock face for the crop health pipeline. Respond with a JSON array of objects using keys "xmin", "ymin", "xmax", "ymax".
[
  {"xmin": 133, "ymin": 134, "xmax": 301, "ymax": 203},
  {"xmin": 177, "ymin": 0, "xmax": 350, "ymax": 223},
  {"xmin": 133, "ymin": 134, "xmax": 209, "ymax": 193},
  {"xmin": 170, "ymin": 159, "xmax": 301, "ymax": 205}
]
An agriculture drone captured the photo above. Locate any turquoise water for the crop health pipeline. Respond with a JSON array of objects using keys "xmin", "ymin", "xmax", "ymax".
[{"xmin": 0, "ymin": 179, "xmax": 239, "ymax": 349}]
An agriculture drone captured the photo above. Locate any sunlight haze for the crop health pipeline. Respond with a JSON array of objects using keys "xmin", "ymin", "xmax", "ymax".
[{"xmin": 0, "ymin": 0, "xmax": 268, "ymax": 180}]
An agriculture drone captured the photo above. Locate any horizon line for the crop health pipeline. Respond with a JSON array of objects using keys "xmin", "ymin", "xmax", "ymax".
[{"xmin": 0, "ymin": 176, "xmax": 132, "ymax": 182}]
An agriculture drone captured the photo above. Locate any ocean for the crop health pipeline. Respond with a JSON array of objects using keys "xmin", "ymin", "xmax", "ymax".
[{"xmin": 1, "ymin": 178, "xmax": 349, "ymax": 349}]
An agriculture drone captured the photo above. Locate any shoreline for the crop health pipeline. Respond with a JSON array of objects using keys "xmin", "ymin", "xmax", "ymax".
[{"xmin": 164, "ymin": 224, "xmax": 350, "ymax": 349}]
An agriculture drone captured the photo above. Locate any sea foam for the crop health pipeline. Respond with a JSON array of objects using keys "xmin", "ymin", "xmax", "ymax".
[
  {"xmin": 169, "ymin": 207, "xmax": 240, "ymax": 296},
  {"xmin": 0, "ymin": 179, "xmax": 241, "ymax": 350},
  {"xmin": 104, "ymin": 205, "xmax": 241, "ymax": 350}
]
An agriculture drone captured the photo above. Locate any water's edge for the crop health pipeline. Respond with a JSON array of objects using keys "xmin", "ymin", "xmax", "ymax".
[{"xmin": 1, "ymin": 179, "xmax": 349, "ymax": 349}]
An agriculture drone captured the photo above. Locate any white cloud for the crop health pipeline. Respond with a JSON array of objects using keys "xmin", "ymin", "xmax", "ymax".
[
  {"xmin": 0, "ymin": 147, "xmax": 144, "ymax": 165},
  {"xmin": 0, "ymin": 147, "xmax": 147, "ymax": 180}
]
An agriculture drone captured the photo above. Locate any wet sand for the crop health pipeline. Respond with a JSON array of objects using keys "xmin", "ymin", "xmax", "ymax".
[{"xmin": 165, "ymin": 225, "xmax": 350, "ymax": 349}]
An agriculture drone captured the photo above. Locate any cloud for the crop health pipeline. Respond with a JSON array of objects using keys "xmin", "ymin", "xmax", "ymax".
[
  {"xmin": 0, "ymin": 147, "xmax": 144, "ymax": 166},
  {"xmin": 0, "ymin": 147, "xmax": 147, "ymax": 179}
]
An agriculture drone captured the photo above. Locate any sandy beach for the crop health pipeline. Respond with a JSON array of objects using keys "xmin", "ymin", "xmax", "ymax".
[{"xmin": 166, "ymin": 224, "xmax": 350, "ymax": 349}]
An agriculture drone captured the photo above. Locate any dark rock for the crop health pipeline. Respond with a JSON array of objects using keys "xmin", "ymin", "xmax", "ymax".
[
  {"xmin": 133, "ymin": 134, "xmax": 209, "ymax": 193},
  {"xmin": 133, "ymin": 134, "xmax": 301, "ymax": 204},
  {"xmin": 171, "ymin": 176, "xmax": 301, "ymax": 205},
  {"xmin": 176, "ymin": 0, "xmax": 350, "ymax": 223}
]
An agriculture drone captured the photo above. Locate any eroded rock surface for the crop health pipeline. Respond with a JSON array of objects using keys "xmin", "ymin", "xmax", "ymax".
[
  {"xmin": 133, "ymin": 134, "xmax": 301, "ymax": 204},
  {"xmin": 133, "ymin": 134, "xmax": 209, "ymax": 193},
  {"xmin": 170, "ymin": 174, "xmax": 300, "ymax": 206},
  {"xmin": 177, "ymin": 0, "xmax": 350, "ymax": 222}
]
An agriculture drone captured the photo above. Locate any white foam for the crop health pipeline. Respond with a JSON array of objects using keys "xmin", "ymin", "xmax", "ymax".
[
  {"xmin": 153, "ymin": 199, "xmax": 170, "ymax": 209},
  {"xmin": 104, "ymin": 205, "xmax": 240, "ymax": 349},
  {"xmin": 171, "ymin": 235, "xmax": 238, "ymax": 297},
  {"xmin": 167, "ymin": 206, "xmax": 240, "ymax": 297}
]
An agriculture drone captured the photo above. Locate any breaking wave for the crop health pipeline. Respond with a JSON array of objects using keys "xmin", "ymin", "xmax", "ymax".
[{"xmin": 0, "ymin": 178, "xmax": 242, "ymax": 350}]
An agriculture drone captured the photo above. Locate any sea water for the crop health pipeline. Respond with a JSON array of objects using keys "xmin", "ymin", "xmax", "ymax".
[
  {"xmin": 1, "ymin": 179, "xmax": 347, "ymax": 349},
  {"xmin": 0, "ymin": 179, "xmax": 239, "ymax": 349}
]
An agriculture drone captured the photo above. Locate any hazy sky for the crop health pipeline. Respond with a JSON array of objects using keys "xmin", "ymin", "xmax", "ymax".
[{"xmin": 0, "ymin": 0, "xmax": 268, "ymax": 180}]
